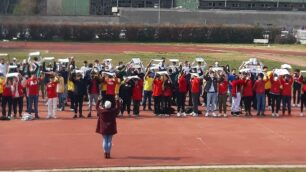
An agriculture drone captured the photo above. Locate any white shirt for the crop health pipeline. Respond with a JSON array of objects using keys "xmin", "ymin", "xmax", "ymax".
[{"xmin": 0, "ymin": 63, "xmax": 7, "ymax": 74}]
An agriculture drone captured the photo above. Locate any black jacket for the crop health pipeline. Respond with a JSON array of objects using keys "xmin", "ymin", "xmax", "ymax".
[
  {"xmin": 73, "ymin": 79, "xmax": 86, "ymax": 96},
  {"xmin": 204, "ymin": 75, "xmax": 218, "ymax": 93}
]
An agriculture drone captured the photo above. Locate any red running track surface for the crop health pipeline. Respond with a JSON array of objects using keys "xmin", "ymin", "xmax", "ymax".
[{"xmin": 0, "ymin": 99, "xmax": 306, "ymax": 171}]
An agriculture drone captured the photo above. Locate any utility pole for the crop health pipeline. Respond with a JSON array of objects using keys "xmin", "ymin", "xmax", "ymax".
[{"xmin": 158, "ymin": 0, "xmax": 161, "ymax": 24}]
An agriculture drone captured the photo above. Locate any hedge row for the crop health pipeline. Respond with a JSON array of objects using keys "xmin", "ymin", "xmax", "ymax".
[{"xmin": 0, "ymin": 23, "xmax": 281, "ymax": 43}]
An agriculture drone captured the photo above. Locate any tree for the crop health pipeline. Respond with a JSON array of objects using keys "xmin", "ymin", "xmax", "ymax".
[{"xmin": 13, "ymin": 0, "xmax": 39, "ymax": 15}]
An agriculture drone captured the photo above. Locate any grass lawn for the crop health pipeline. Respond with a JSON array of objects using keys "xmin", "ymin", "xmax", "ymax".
[{"xmin": 1, "ymin": 50, "xmax": 305, "ymax": 70}]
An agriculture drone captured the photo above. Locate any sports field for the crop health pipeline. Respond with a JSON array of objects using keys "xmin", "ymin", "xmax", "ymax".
[{"xmin": 0, "ymin": 42, "xmax": 306, "ymax": 171}]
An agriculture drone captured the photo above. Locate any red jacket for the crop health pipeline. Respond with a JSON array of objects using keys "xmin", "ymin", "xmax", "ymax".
[
  {"xmin": 105, "ymin": 78, "xmax": 119, "ymax": 96},
  {"xmin": 2, "ymin": 83, "xmax": 12, "ymax": 97},
  {"xmin": 46, "ymin": 81, "xmax": 58, "ymax": 98},
  {"xmin": 26, "ymin": 77, "xmax": 40, "ymax": 96},
  {"xmin": 178, "ymin": 75, "xmax": 188, "ymax": 93},
  {"xmin": 12, "ymin": 83, "xmax": 24, "ymax": 98},
  {"xmin": 280, "ymin": 77, "xmax": 293, "ymax": 96},
  {"xmin": 191, "ymin": 77, "xmax": 201, "ymax": 93},
  {"xmin": 153, "ymin": 79, "xmax": 163, "ymax": 96},
  {"xmin": 132, "ymin": 81, "xmax": 143, "ymax": 101},
  {"xmin": 218, "ymin": 80, "xmax": 228, "ymax": 95},
  {"xmin": 270, "ymin": 77, "xmax": 281, "ymax": 95},
  {"xmin": 242, "ymin": 79, "xmax": 253, "ymax": 97},
  {"xmin": 232, "ymin": 79, "xmax": 244, "ymax": 97},
  {"xmin": 163, "ymin": 81, "xmax": 173, "ymax": 97},
  {"xmin": 96, "ymin": 100, "xmax": 120, "ymax": 135},
  {"xmin": 254, "ymin": 80, "xmax": 266, "ymax": 94}
]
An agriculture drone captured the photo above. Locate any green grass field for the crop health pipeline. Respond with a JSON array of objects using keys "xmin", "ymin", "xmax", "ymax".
[{"xmin": 1, "ymin": 50, "xmax": 305, "ymax": 71}]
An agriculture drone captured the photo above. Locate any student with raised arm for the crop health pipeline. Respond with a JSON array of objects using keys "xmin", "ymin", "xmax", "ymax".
[
  {"xmin": 12, "ymin": 75, "xmax": 24, "ymax": 119},
  {"xmin": 177, "ymin": 71, "xmax": 187, "ymax": 117},
  {"xmin": 152, "ymin": 73, "xmax": 163, "ymax": 116},
  {"xmin": 269, "ymin": 72, "xmax": 281, "ymax": 117},
  {"xmin": 96, "ymin": 97, "xmax": 120, "ymax": 159},
  {"xmin": 1, "ymin": 77, "xmax": 13, "ymax": 119},
  {"xmin": 253, "ymin": 73, "xmax": 269, "ymax": 117},
  {"xmin": 46, "ymin": 74, "xmax": 59, "ymax": 119},
  {"xmin": 280, "ymin": 74, "xmax": 294, "ymax": 116},
  {"xmin": 26, "ymin": 73, "xmax": 41, "ymax": 119},
  {"xmin": 142, "ymin": 67, "xmax": 154, "ymax": 111}
]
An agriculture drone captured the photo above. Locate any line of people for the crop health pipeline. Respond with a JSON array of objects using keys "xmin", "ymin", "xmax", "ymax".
[{"xmin": 0, "ymin": 57, "xmax": 305, "ymax": 120}]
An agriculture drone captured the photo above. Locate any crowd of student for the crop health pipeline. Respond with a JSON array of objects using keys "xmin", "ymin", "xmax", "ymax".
[{"xmin": 0, "ymin": 56, "xmax": 305, "ymax": 120}]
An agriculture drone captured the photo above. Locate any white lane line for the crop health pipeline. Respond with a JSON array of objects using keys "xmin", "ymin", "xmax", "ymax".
[{"xmin": 5, "ymin": 164, "xmax": 306, "ymax": 172}]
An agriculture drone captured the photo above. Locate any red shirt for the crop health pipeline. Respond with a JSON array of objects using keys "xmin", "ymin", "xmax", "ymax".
[
  {"xmin": 12, "ymin": 83, "xmax": 24, "ymax": 97},
  {"xmin": 191, "ymin": 77, "xmax": 201, "ymax": 93},
  {"xmin": 2, "ymin": 83, "xmax": 12, "ymax": 96},
  {"xmin": 105, "ymin": 78, "xmax": 118, "ymax": 95},
  {"xmin": 178, "ymin": 75, "xmax": 187, "ymax": 93},
  {"xmin": 281, "ymin": 77, "xmax": 293, "ymax": 96},
  {"xmin": 91, "ymin": 80, "xmax": 98, "ymax": 94},
  {"xmin": 303, "ymin": 84, "xmax": 306, "ymax": 92},
  {"xmin": 242, "ymin": 79, "xmax": 253, "ymax": 97},
  {"xmin": 26, "ymin": 78, "xmax": 40, "ymax": 96},
  {"xmin": 46, "ymin": 81, "xmax": 57, "ymax": 98},
  {"xmin": 153, "ymin": 79, "xmax": 163, "ymax": 96},
  {"xmin": 163, "ymin": 81, "xmax": 172, "ymax": 97},
  {"xmin": 218, "ymin": 80, "xmax": 228, "ymax": 95},
  {"xmin": 232, "ymin": 79, "xmax": 244, "ymax": 97},
  {"xmin": 270, "ymin": 77, "xmax": 281, "ymax": 95},
  {"xmin": 254, "ymin": 80, "xmax": 266, "ymax": 94},
  {"xmin": 132, "ymin": 81, "xmax": 143, "ymax": 100}
]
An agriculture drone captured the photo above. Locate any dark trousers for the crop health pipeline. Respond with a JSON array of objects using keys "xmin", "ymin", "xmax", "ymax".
[
  {"xmin": 265, "ymin": 89, "xmax": 271, "ymax": 106},
  {"xmin": 218, "ymin": 94, "xmax": 227, "ymax": 114},
  {"xmin": 105, "ymin": 94, "xmax": 115, "ymax": 108},
  {"xmin": 153, "ymin": 96, "xmax": 161, "ymax": 115},
  {"xmin": 177, "ymin": 92, "xmax": 186, "ymax": 113},
  {"xmin": 101, "ymin": 91, "xmax": 106, "ymax": 104},
  {"xmin": 244, "ymin": 96, "xmax": 252, "ymax": 114},
  {"xmin": 282, "ymin": 96, "xmax": 291, "ymax": 115},
  {"xmin": 121, "ymin": 98, "xmax": 131, "ymax": 115},
  {"xmin": 301, "ymin": 93, "xmax": 306, "ymax": 112},
  {"xmin": 13, "ymin": 97, "xmax": 23, "ymax": 116},
  {"xmin": 163, "ymin": 96, "xmax": 171, "ymax": 114},
  {"xmin": 271, "ymin": 93, "xmax": 281, "ymax": 113},
  {"xmin": 142, "ymin": 91, "xmax": 152, "ymax": 110},
  {"xmin": 133, "ymin": 100, "xmax": 140, "ymax": 115},
  {"xmin": 293, "ymin": 87, "xmax": 301, "ymax": 105},
  {"xmin": 74, "ymin": 94, "xmax": 84, "ymax": 115},
  {"xmin": 2, "ymin": 96, "xmax": 12, "ymax": 117},
  {"xmin": 68, "ymin": 91, "xmax": 75, "ymax": 109},
  {"xmin": 192, "ymin": 93, "xmax": 200, "ymax": 114}
]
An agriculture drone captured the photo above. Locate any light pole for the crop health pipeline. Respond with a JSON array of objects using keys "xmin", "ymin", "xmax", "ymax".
[{"xmin": 158, "ymin": 0, "xmax": 161, "ymax": 24}]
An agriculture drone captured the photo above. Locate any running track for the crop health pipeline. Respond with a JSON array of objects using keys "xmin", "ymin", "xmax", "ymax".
[
  {"xmin": 0, "ymin": 100, "xmax": 306, "ymax": 171},
  {"xmin": 1, "ymin": 42, "xmax": 306, "ymax": 57}
]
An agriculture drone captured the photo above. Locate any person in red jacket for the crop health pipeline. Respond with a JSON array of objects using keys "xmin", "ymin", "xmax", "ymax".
[
  {"xmin": 26, "ymin": 73, "xmax": 41, "ymax": 119},
  {"xmin": 218, "ymin": 74, "xmax": 229, "ymax": 117},
  {"xmin": 190, "ymin": 74, "xmax": 201, "ymax": 117},
  {"xmin": 242, "ymin": 73, "xmax": 253, "ymax": 117},
  {"xmin": 280, "ymin": 74, "xmax": 293, "ymax": 116},
  {"xmin": 96, "ymin": 98, "xmax": 120, "ymax": 159},
  {"xmin": 12, "ymin": 76, "xmax": 24, "ymax": 119},
  {"xmin": 132, "ymin": 78, "xmax": 143, "ymax": 116},
  {"xmin": 1, "ymin": 77, "xmax": 13, "ymax": 119},
  {"xmin": 152, "ymin": 74, "xmax": 163, "ymax": 116},
  {"xmin": 177, "ymin": 72, "xmax": 187, "ymax": 117},
  {"xmin": 46, "ymin": 74, "xmax": 58, "ymax": 119},
  {"xmin": 162, "ymin": 75, "xmax": 173, "ymax": 116},
  {"xmin": 253, "ymin": 73, "xmax": 268, "ymax": 116},
  {"xmin": 270, "ymin": 72, "xmax": 282, "ymax": 117},
  {"xmin": 103, "ymin": 74, "xmax": 120, "ymax": 108},
  {"xmin": 231, "ymin": 74, "xmax": 244, "ymax": 116},
  {"xmin": 301, "ymin": 77, "xmax": 306, "ymax": 116}
]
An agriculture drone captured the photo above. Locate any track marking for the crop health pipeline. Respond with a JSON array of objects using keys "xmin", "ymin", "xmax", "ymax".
[{"xmin": 4, "ymin": 164, "xmax": 306, "ymax": 172}]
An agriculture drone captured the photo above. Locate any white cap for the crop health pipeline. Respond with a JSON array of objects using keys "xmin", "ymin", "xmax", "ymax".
[
  {"xmin": 13, "ymin": 57, "xmax": 17, "ymax": 61},
  {"xmin": 104, "ymin": 101, "xmax": 112, "ymax": 109}
]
